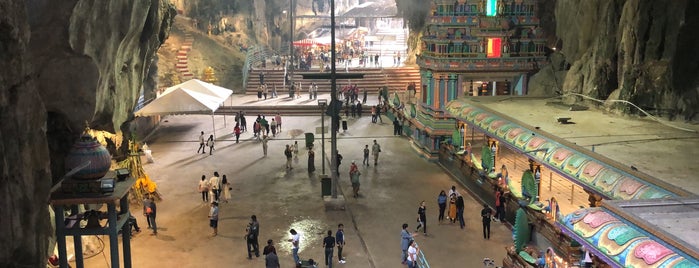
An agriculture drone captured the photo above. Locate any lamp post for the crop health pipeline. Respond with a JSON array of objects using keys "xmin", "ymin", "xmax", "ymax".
[{"xmin": 318, "ymin": 99, "xmax": 328, "ymax": 174}]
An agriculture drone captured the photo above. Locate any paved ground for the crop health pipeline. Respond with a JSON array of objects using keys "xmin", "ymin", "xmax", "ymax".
[
  {"xmin": 78, "ymin": 94, "xmax": 699, "ymax": 268},
  {"xmin": 82, "ymin": 100, "xmax": 512, "ymax": 267}
]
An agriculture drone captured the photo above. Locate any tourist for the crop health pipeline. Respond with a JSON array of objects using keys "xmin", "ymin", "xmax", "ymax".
[
  {"xmin": 371, "ymin": 140, "xmax": 381, "ymax": 166},
  {"xmin": 253, "ymin": 121, "xmax": 260, "ymax": 139},
  {"xmin": 246, "ymin": 215, "xmax": 260, "ymax": 259},
  {"xmin": 209, "ymin": 172, "xmax": 220, "ymax": 202},
  {"xmin": 350, "ymin": 161, "xmax": 361, "ymax": 197},
  {"xmin": 293, "ymin": 140, "xmax": 299, "ymax": 158},
  {"xmin": 481, "ymin": 203, "xmax": 493, "ymax": 239},
  {"xmin": 376, "ymin": 103, "xmax": 383, "ymax": 123},
  {"xmin": 393, "ymin": 117, "xmax": 401, "ymax": 135},
  {"xmin": 272, "ymin": 82, "xmax": 278, "ymax": 98},
  {"xmin": 257, "ymin": 84, "xmax": 263, "ymax": 99},
  {"xmin": 263, "ymin": 239, "xmax": 276, "ymax": 256},
  {"xmin": 406, "ymin": 239, "xmax": 418, "ymax": 268},
  {"xmin": 259, "ymin": 71, "xmax": 265, "ymax": 85},
  {"xmin": 265, "ymin": 251, "xmax": 280, "ymax": 268},
  {"xmin": 261, "ymin": 135, "xmax": 269, "ymax": 156},
  {"xmin": 415, "ymin": 201, "xmax": 427, "ymax": 235},
  {"xmin": 234, "ymin": 123, "xmax": 241, "ymax": 143},
  {"xmin": 494, "ymin": 188, "xmax": 505, "ymax": 222},
  {"xmin": 335, "ymin": 151, "xmax": 343, "ymax": 175},
  {"xmin": 263, "ymin": 83, "xmax": 268, "ymax": 99},
  {"xmin": 288, "ymin": 229, "xmax": 301, "ymax": 264},
  {"xmin": 260, "ymin": 115, "xmax": 269, "ymax": 136},
  {"xmin": 221, "ymin": 175, "xmax": 230, "ymax": 203},
  {"xmin": 270, "ymin": 118, "xmax": 277, "ymax": 137},
  {"xmin": 437, "ymin": 190, "xmax": 447, "ymax": 223},
  {"xmin": 284, "ymin": 144, "xmax": 293, "ymax": 170},
  {"xmin": 197, "ymin": 131, "xmax": 206, "ymax": 154},
  {"xmin": 240, "ymin": 112, "xmax": 247, "ymax": 132},
  {"xmin": 198, "ymin": 175, "xmax": 209, "ymax": 203},
  {"xmin": 313, "ymin": 83, "xmax": 318, "ymax": 99},
  {"xmin": 322, "ymin": 230, "xmax": 335, "ymax": 268},
  {"xmin": 308, "ymin": 146, "xmax": 315, "ymax": 173},
  {"xmin": 206, "ymin": 135, "xmax": 215, "ymax": 155},
  {"xmin": 448, "ymin": 193, "xmax": 457, "ymax": 223},
  {"xmin": 371, "ymin": 106, "xmax": 377, "ymax": 123},
  {"xmin": 209, "ymin": 201, "xmax": 218, "ymax": 236},
  {"xmin": 356, "ymin": 101, "xmax": 363, "ymax": 117},
  {"xmin": 274, "ymin": 113, "xmax": 282, "ymax": 132},
  {"xmin": 456, "ymin": 196, "xmax": 465, "ymax": 229},
  {"xmin": 143, "ymin": 194, "xmax": 157, "ymax": 235},
  {"xmin": 362, "ymin": 145, "xmax": 370, "ymax": 166},
  {"xmin": 308, "ymin": 83, "xmax": 314, "ymax": 100},
  {"xmin": 336, "ymin": 224, "xmax": 346, "ymax": 264},
  {"xmin": 400, "ymin": 223, "xmax": 416, "ymax": 264}
]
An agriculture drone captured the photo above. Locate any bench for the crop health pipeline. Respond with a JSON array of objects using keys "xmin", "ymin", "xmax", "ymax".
[{"xmin": 556, "ymin": 116, "xmax": 572, "ymax": 124}]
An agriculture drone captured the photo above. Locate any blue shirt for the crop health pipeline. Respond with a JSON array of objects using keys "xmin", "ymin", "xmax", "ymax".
[
  {"xmin": 336, "ymin": 230, "xmax": 345, "ymax": 244},
  {"xmin": 437, "ymin": 195, "xmax": 447, "ymax": 204}
]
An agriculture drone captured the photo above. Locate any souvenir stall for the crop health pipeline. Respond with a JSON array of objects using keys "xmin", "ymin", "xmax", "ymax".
[{"xmin": 438, "ymin": 99, "xmax": 692, "ymax": 268}]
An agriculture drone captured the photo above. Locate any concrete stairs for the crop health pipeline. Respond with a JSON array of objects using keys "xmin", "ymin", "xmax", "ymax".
[
  {"xmin": 175, "ymin": 33, "xmax": 195, "ymax": 79},
  {"xmin": 244, "ymin": 66, "xmax": 421, "ymax": 95}
]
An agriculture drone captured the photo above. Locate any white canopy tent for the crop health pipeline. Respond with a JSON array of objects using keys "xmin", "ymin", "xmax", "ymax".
[{"xmin": 135, "ymin": 79, "xmax": 233, "ymax": 139}]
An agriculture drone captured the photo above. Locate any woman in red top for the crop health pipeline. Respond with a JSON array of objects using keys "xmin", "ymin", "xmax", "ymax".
[{"xmin": 234, "ymin": 123, "xmax": 241, "ymax": 143}]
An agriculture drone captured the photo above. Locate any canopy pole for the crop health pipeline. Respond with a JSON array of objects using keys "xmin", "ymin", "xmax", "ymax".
[{"xmin": 212, "ymin": 112, "xmax": 216, "ymax": 140}]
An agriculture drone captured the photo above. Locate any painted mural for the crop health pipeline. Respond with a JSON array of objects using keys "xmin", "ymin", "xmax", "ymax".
[
  {"xmin": 557, "ymin": 208, "xmax": 699, "ymax": 268},
  {"xmin": 444, "ymin": 101, "xmax": 677, "ymax": 201}
]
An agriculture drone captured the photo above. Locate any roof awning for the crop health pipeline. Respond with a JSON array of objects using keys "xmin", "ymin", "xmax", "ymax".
[
  {"xmin": 556, "ymin": 205, "xmax": 699, "ymax": 268},
  {"xmin": 444, "ymin": 99, "xmax": 689, "ymax": 201}
]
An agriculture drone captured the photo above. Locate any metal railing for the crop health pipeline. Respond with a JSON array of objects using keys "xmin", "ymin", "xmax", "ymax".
[{"xmin": 242, "ymin": 46, "xmax": 280, "ymax": 89}]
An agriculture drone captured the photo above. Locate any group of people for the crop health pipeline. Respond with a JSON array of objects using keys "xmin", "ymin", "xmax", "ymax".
[{"xmin": 198, "ymin": 171, "xmax": 231, "ymax": 204}]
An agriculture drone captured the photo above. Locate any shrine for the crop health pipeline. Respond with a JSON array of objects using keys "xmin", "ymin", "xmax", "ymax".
[{"xmin": 409, "ymin": 0, "xmax": 548, "ymax": 157}]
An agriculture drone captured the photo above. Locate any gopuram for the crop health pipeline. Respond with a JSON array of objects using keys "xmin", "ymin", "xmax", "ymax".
[{"xmin": 410, "ymin": 0, "xmax": 548, "ymax": 157}]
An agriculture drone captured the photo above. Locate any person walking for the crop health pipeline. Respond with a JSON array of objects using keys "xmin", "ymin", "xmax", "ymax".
[
  {"xmin": 209, "ymin": 201, "xmax": 219, "ymax": 236},
  {"xmin": 293, "ymin": 141, "xmax": 299, "ymax": 159},
  {"xmin": 356, "ymin": 101, "xmax": 363, "ymax": 117},
  {"xmin": 415, "ymin": 201, "xmax": 427, "ymax": 235},
  {"xmin": 312, "ymin": 83, "xmax": 318, "ymax": 99},
  {"xmin": 284, "ymin": 144, "xmax": 293, "ymax": 170},
  {"xmin": 309, "ymin": 83, "xmax": 314, "ymax": 100},
  {"xmin": 393, "ymin": 117, "xmax": 401, "ymax": 135},
  {"xmin": 234, "ymin": 123, "xmax": 241, "ymax": 143},
  {"xmin": 362, "ymin": 145, "xmax": 370, "ymax": 166},
  {"xmin": 263, "ymin": 84, "xmax": 269, "ymax": 99},
  {"xmin": 262, "ymin": 135, "xmax": 269, "ymax": 156},
  {"xmin": 322, "ymin": 230, "xmax": 335, "ymax": 268},
  {"xmin": 371, "ymin": 140, "xmax": 381, "ymax": 166},
  {"xmin": 400, "ymin": 223, "xmax": 417, "ymax": 264},
  {"xmin": 481, "ymin": 203, "xmax": 493, "ymax": 239},
  {"xmin": 221, "ymin": 175, "xmax": 230, "ymax": 203},
  {"xmin": 240, "ymin": 112, "xmax": 247, "ymax": 132},
  {"xmin": 209, "ymin": 172, "xmax": 221, "ymax": 202},
  {"xmin": 371, "ymin": 106, "xmax": 377, "ymax": 123},
  {"xmin": 198, "ymin": 175, "xmax": 210, "ymax": 203},
  {"xmin": 308, "ymin": 146, "xmax": 316, "ymax": 173},
  {"xmin": 265, "ymin": 250, "xmax": 280, "ymax": 268},
  {"xmin": 437, "ymin": 190, "xmax": 447, "ymax": 223},
  {"xmin": 288, "ymin": 229, "xmax": 301, "ymax": 264},
  {"xmin": 448, "ymin": 194, "xmax": 457, "ymax": 223},
  {"xmin": 335, "ymin": 151, "xmax": 343, "ymax": 175},
  {"xmin": 494, "ymin": 188, "xmax": 506, "ymax": 222},
  {"xmin": 206, "ymin": 135, "xmax": 215, "ymax": 155},
  {"xmin": 257, "ymin": 84, "xmax": 263, "ymax": 100},
  {"xmin": 456, "ymin": 196, "xmax": 465, "ymax": 229},
  {"xmin": 349, "ymin": 161, "xmax": 361, "ymax": 197},
  {"xmin": 246, "ymin": 215, "xmax": 260, "ymax": 259},
  {"xmin": 270, "ymin": 118, "xmax": 277, "ymax": 137},
  {"xmin": 336, "ymin": 224, "xmax": 346, "ymax": 264},
  {"xmin": 260, "ymin": 116, "xmax": 269, "ymax": 136},
  {"xmin": 272, "ymin": 82, "xmax": 278, "ymax": 98},
  {"xmin": 275, "ymin": 113, "xmax": 282, "ymax": 132},
  {"xmin": 197, "ymin": 131, "xmax": 206, "ymax": 154},
  {"xmin": 263, "ymin": 239, "xmax": 277, "ymax": 256},
  {"xmin": 143, "ymin": 195, "xmax": 157, "ymax": 235},
  {"xmin": 376, "ymin": 104, "xmax": 383, "ymax": 123}
]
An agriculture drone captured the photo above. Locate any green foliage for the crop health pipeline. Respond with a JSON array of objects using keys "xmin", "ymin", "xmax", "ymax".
[{"xmin": 513, "ymin": 208, "xmax": 530, "ymax": 252}]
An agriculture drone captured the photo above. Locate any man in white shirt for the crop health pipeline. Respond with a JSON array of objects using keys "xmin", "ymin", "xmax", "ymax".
[
  {"xmin": 407, "ymin": 240, "xmax": 419, "ymax": 268},
  {"xmin": 287, "ymin": 229, "xmax": 301, "ymax": 264},
  {"xmin": 371, "ymin": 140, "xmax": 381, "ymax": 166},
  {"xmin": 209, "ymin": 172, "xmax": 221, "ymax": 202},
  {"xmin": 197, "ymin": 131, "xmax": 206, "ymax": 154}
]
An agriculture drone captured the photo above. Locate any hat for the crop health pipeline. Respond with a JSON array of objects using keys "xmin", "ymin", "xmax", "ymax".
[{"xmin": 352, "ymin": 160, "xmax": 356, "ymax": 163}]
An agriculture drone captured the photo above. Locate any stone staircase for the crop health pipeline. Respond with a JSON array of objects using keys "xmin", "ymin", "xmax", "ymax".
[
  {"xmin": 244, "ymin": 66, "xmax": 421, "ymax": 95},
  {"xmin": 175, "ymin": 33, "xmax": 194, "ymax": 79}
]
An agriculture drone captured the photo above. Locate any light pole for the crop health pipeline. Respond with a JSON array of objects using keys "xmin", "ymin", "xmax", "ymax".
[{"xmin": 318, "ymin": 99, "xmax": 328, "ymax": 174}]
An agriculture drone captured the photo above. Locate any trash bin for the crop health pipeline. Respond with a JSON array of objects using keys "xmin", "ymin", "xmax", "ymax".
[
  {"xmin": 320, "ymin": 175, "xmax": 331, "ymax": 197},
  {"xmin": 304, "ymin": 132, "xmax": 314, "ymax": 149}
]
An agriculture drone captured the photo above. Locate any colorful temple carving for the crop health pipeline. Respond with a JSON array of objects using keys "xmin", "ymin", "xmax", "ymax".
[{"xmin": 410, "ymin": 0, "xmax": 548, "ymax": 157}]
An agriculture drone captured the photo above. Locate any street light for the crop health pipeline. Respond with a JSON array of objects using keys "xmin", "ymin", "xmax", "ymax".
[{"xmin": 317, "ymin": 99, "xmax": 328, "ymax": 174}]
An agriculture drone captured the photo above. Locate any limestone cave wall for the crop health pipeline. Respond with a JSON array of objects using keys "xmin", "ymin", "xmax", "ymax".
[
  {"xmin": 542, "ymin": 0, "xmax": 699, "ymax": 120},
  {"xmin": 0, "ymin": 0, "xmax": 174, "ymax": 266}
]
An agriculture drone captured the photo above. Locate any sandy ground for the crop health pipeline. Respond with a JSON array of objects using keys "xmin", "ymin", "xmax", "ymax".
[{"xmin": 77, "ymin": 94, "xmax": 699, "ymax": 268}]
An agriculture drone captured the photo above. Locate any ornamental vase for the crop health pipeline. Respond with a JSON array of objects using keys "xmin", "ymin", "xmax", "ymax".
[{"xmin": 65, "ymin": 134, "xmax": 112, "ymax": 180}]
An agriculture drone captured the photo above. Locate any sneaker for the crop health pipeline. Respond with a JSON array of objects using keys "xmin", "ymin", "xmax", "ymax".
[{"xmin": 339, "ymin": 260, "xmax": 346, "ymax": 264}]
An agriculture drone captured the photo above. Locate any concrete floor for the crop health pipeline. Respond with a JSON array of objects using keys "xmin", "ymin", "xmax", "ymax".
[
  {"xmin": 82, "ymin": 106, "xmax": 512, "ymax": 267},
  {"xmin": 78, "ymin": 94, "xmax": 699, "ymax": 268}
]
